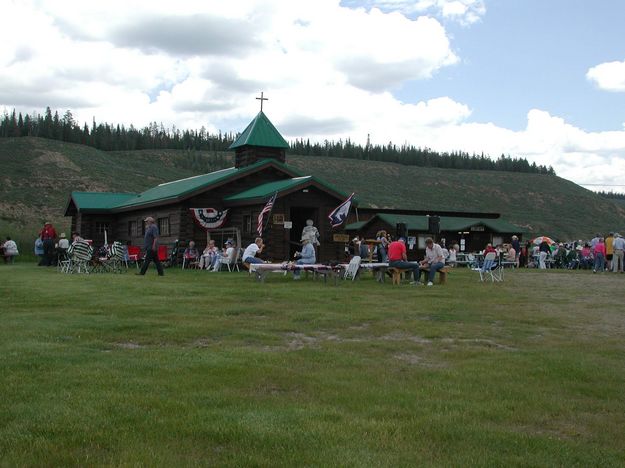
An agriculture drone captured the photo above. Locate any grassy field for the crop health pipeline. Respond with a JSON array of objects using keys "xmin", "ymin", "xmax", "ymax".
[{"xmin": 1, "ymin": 263, "xmax": 624, "ymax": 466}]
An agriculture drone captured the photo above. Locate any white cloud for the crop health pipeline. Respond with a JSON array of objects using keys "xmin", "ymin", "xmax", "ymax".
[
  {"xmin": 587, "ymin": 60, "xmax": 625, "ymax": 92},
  {"xmin": 1, "ymin": 0, "xmax": 624, "ymax": 192},
  {"xmin": 348, "ymin": 0, "xmax": 486, "ymax": 25}
]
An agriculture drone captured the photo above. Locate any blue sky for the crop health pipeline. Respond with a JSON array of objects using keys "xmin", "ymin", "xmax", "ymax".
[
  {"xmin": 395, "ymin": 0, "xmax": 625, "ymax": 132},
  {"xmin": 2, "ymin": 0, "xmax": 625, "ymax": 190}
]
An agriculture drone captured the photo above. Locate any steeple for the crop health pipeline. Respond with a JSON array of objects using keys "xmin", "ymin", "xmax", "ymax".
[{"xmin": 229, "ymin": 94, "xmax": 289, "ymax": 168}]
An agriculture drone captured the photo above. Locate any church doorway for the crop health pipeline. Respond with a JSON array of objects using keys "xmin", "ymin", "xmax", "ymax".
[{"xmin": 289, "ymin": 207, "xmax": 318, "ymax": 258}]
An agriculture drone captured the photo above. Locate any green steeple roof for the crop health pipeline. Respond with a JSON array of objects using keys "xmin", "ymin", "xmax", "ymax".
[{"xmin": 229, "ymin": 111, "xmax": 289, "ymax": 150}]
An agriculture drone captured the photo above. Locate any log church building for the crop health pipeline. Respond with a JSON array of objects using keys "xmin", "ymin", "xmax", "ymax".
[{"xmin": 65, "ymin": 102, "xmax": 523, "ymax": 261}]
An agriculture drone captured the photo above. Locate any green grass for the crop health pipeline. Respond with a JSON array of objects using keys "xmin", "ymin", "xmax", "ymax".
[{"xmin": 1, "ymin": 263, "xmax": 625, "ymax": 466}]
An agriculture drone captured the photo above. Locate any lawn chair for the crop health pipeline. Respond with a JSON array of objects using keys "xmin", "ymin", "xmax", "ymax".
[
  {"xmin": 100, "ymin": 241, "xmax": 127, "ymax": 273},
  {"xmin": 127, "ymin": 245, "xmax": 141, "ymax": 270},
  {"xmin": 68, "ymin": 240, "xmax": 94, "ymax": 274},
  {"xmin": 343, "ymin": 255, "xmax": 361, "ymax": 280},
  {"xmin": 217, "ymin": 247, "xmax": 240, "ymax": 272},
  {"xmin": 472, "ymin": 252, "xmax": 503, "ymax": 282}
]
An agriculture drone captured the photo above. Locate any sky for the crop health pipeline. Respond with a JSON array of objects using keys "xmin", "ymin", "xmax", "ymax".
[{"xmin": 2, "ymin": 0, "xmax": 625, "ymax": 191}]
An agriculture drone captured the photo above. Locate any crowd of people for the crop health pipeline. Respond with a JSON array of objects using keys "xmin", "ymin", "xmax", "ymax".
[
  {"xmin": 516, "ymin": 232, "xmax": 625, "ymax": 273},
  {"xmin": 6, "ymin": 218, "xmax": 625, "ymax": 280}
]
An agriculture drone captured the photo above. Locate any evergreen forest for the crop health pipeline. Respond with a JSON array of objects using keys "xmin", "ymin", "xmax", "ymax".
[{"xmin": 0, "ymin": 107, "xmax": 555, "ymax": 175}]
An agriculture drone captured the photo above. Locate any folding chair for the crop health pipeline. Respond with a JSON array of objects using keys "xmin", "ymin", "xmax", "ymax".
[
  {"xmin": 69, "ymin": 240, "xmax": 94, "ymax": 274},
  {"xmin": 343, "ymin": 255, "xmax": 361, "ymax": 280},
  {"xmin": 100, "ymin": 241, "xmax": 127, "ymax": 273},
  {"xmin": 216, "ymin": 247, "xmax": 240, "ymax": 272},
  {"xmin": 127, "ymin": 245, "xmax": 141, "ymax": 270},
  {"xmin": 472, "ymin": 252, "xmax": 503, "ymax": 282}
]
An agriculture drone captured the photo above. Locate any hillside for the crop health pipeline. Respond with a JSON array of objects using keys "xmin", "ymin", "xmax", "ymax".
[{"xmin": 1, "ymin": 137, "xmax": 624, "ymax": 240}]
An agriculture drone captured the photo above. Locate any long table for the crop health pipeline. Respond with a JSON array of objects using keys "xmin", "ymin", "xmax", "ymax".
[{"xmin": 249, "ymin": 262, "xmax": 342, "ymax": 283}]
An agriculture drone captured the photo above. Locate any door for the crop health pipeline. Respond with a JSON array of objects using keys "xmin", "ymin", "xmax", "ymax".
[{"xmin": 289, "ymin": 207, "xmax": 318, "ymax": 258}]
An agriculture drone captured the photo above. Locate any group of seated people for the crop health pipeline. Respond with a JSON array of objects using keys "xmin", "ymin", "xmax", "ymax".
[{"xmin": 183, "ymin": 239, "xmax": 237, "ymax": 271}]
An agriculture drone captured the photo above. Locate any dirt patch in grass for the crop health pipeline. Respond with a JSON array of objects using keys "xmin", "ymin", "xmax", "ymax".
[
  {"xmin": 35, "ymin": 151, "xmax": 82, "ymax": 172},
  {"xmin": 394, "ymin": 352, "xmax": 447, "ymax": 368},
  {"xmin": 115, "ymin": 341, "xmax": 143, "ymax": 349}
]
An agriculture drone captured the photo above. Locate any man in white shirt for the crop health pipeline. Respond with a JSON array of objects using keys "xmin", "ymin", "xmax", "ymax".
[
  {"xmin": 417, "ymin": 238, "xmax": 445, "ymax": 286},
  {"xmin": 243, "ymin": 237, "xmax": 264, "ymax": 264},
  {"xmin": 612, "ymin": 233, "xmax": 625, "ymax": 273}
]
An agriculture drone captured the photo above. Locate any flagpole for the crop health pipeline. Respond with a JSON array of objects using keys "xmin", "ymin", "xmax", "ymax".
[{"xmin": 262, "ymin": 192, "xmax": 278, "ymax": 234}]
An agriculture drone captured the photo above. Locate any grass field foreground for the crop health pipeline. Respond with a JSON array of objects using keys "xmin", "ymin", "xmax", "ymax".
[{"xmin": 1, "ymin": 264, "xmax": 624, "ymax": 466}]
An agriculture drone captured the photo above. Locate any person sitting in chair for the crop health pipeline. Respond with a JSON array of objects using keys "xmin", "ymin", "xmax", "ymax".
[
  {"xmin": 243, "ymin": 237, "xmax": 264, "ymax": 265},
  {"xmin": 211, "ymin": 239, "xmax": 235, "ymax": 271},
  {"xmin": 417, "ymin": 238, "xmax": 445, "ymax": 286},
  {"xmin": 293, "ymin": 238, "xmax": 316, "ymax": 280},
  {"xmin": 199, "ymin": 240, "xmax": 217, "ymax": 269},
  {"xmin": 183, "ymin": 241, "xmax": 199, "ymax": 267}
]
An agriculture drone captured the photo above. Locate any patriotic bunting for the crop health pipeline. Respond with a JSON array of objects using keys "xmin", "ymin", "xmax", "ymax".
[{"xmin": 189, "ymin": 208, "xmax": 229, "ymax": 230}]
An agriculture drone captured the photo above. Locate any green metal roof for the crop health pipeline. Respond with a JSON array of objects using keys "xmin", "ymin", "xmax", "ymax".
[
  {"xmin": 114, "ymin": 159, "xmax": 300, "ymax": 209},
  {"xmin": 115, "ymin": 166, "xmax": 240, "ymax": 208},
  {"xmin": 225, "ymin": 176, "xmax": 313, "ymax": 202},
  {"xmin": 346, "ymin": 213, "xmax": 523, "ymax": 233},
  {"xmin": 70, "ymin": 192, "xmax": 138, "ymax": 211},
  {"xmin": 229, "ymin": 111, "xmax": 289, "ymax": 150}
]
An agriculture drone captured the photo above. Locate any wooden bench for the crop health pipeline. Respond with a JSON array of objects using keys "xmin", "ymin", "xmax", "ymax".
[
  {"xmin": 421, "ymin": 266, "xmax": 451, "ymax": 284},
  {"xmin": 388, "ymin": 266, "xmax": 451, "ymax": 285}
]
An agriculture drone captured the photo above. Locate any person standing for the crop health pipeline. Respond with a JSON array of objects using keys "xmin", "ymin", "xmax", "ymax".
[
  {"xmin": 511, "ymin": 235, "xmax": 521, "ymax": 267},
  {"xmin": 612, "ymin": 233, "xmax": 625, "ymax": 273},
  {"xmin": 605, "ymin": 232, "xmax": 614, "ymax": 271},
  {"xmin": 137, "ymin": 217, "xmax": 164, "ymax": 276},
  {"xmin": 2, "ymin": 237, "xmax": 19, "ymax": 263},
  {"xmin": 538, "ymin": 240, "xmax": 550, "ymax": 269},
  {"xmin": 592, "ymin": 237, "xmax": 606, "ymax": 273},
  {"xmin": 39, "ymin": 222, "xmax": 57, "ymax": 266}
]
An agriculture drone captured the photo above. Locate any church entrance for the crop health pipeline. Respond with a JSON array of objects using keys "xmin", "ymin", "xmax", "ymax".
[{"xmin": 289, "ymin": 207, "xmax": 318, "ymax": 258}]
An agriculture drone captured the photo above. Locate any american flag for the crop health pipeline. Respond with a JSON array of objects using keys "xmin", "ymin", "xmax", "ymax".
[{"xmin": 257, "ymin": 192, "xmax": 278, "ymax": 236}]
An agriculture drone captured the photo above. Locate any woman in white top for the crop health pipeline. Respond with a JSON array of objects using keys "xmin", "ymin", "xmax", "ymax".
[{"xmin": 2, "ymin": 237, "xmax": 19, "ymax": 263}]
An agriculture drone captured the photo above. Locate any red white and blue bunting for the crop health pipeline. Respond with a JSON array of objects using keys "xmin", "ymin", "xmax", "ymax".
[{"xmin": 189, "ymin": 208, "xmax": 229, "ymax": 230}]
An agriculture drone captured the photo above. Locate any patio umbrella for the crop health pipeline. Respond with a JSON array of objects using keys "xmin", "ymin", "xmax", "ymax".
[{"xmin": 532, "ymin": 236, "xmax": 554, "ymax": 245}]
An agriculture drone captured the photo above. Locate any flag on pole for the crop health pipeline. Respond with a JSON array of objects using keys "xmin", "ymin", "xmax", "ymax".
[
  {"xmin": 257, "ymin": 192, "xmax": 278, "ymax": 236},
  {"xmin": 328, "ymin": 193, "xmax": 355, "ymax": 228}
]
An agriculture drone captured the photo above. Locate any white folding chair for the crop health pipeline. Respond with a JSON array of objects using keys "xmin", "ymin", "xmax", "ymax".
[
  {"xmin": 343, "ymin": 255, "xmax": 361, "ymax": 281},
  {"xmin": 472, "ymin": 252, "xmax": 503, "ymax": 282}
]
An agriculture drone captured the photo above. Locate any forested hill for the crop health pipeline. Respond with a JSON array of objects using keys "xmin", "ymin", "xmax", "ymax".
[
  {"xmin": 1, "ymin": 137, "xmax": 623, "ymax": 240},
  {"xmin": 1, "ymin": 107, "xmax": 554, "ymax": 175}
]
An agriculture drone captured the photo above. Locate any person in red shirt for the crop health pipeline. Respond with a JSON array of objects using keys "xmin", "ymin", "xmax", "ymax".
[
  {"xmin": 39, "ymin": 222, "xmax": 57, "ymax": 266},
  {"xmin": 593, "ymin": 238, "xmax": 606, "ymax": 273},
  {"xmin": 387, "ymin": 237, "xmax": 421, "ymax": 284}
]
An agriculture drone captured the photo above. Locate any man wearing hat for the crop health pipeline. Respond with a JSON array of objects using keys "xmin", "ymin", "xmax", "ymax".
[
  {"xmin": 39, "ymin": 221, "xmax": 57, "ymax": 266},
  {"xmin": 137, "ymin": 216, "xmax": 164, "ymax": 276},
  {"xmin": 56, "ymin": 233, "xmax": 70, "ymax": 264},
  {"xmin": 613, "ymin": 233, "xmax": 624, "ymax": 273},
  {"xmin": 293, "ymin": 237, "xmax": 316, "ymax": 279}
]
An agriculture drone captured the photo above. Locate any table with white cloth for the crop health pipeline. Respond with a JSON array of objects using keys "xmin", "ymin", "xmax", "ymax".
[{"xmin": 249, "ymin": 262, "xmax": 342, "ymax": 283}]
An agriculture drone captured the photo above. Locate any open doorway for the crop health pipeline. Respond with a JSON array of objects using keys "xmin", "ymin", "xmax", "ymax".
[{"xmin": 289, "ymin": 207, "xmax": 317, "ymax": 258}]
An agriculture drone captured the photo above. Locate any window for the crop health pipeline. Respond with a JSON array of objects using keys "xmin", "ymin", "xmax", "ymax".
[
  {"xmin": 95, "ymin": 222, "xmax": 110, "ymax": 234},
  {"xmin": 243, "ymin": 214, "xmax": 252, "ymax": 235},
  {"xmin": 128, "ymin": 221, "xmax": 137, "ymax": 237},
  {"xmin": 158, "ymin": 217, "xmax": 170, "ymax": 236}
]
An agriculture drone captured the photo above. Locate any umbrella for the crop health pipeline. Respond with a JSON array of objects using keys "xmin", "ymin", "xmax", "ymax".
[{"xmin": 532, "ymin": 236, "xmax": 554, "ymax": 245}]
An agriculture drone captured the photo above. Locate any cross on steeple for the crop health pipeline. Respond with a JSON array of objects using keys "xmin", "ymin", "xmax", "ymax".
[{"xmin": 256, "ymin": 91, "xmax": 268, "ymax": 112}]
